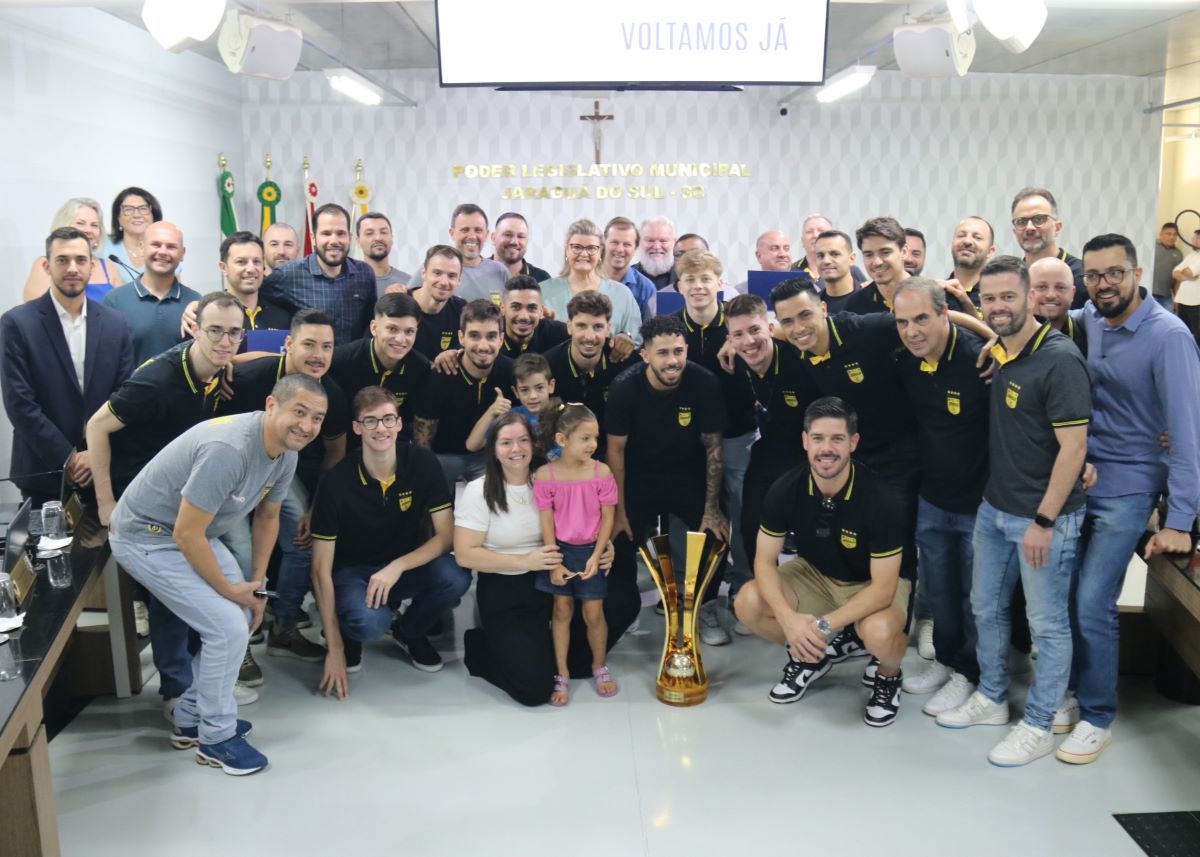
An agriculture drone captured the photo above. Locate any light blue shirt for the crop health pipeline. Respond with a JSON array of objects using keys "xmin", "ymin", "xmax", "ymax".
[
  {"xmin": 539, "ymin": 277, "xmax": 643, "ymax": 346},
  {"xmin": 1080, "ymin": 291, "xmax": 1200, "ymax": 531}
]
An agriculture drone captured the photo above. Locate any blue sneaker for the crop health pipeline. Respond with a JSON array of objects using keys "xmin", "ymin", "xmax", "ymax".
[
  {"xmin": 171, "ymin": 719, "xmax": 253, "ymax": 750},
  {"xmin": 195, "ymin": 735, "xmax": 268, "ymax": 776}
]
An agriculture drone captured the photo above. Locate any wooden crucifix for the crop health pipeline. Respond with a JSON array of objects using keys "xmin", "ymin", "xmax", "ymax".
[{"xmin": 579, "ymin": 99, "xmax": 614, "ymax": 165}]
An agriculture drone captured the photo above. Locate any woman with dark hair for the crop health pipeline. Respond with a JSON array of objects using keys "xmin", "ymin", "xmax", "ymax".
[
  {"xmin": 107, "ymin": 186, "xmax": 163, "ymax": 278},
  {"xmin": 455, "ymin": 410, "xmax": 640, "ymax": 706}
]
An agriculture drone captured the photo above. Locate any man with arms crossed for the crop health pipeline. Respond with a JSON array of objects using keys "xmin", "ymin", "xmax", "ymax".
[{"xmin": 108, "ymin": 374, "xmax": 326, "ymax": 775}]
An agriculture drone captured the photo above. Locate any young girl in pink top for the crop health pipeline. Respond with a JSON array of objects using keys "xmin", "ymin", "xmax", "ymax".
[{"xmin": 533, "ymin": 404, "xmax": 618, "ymax": 705}]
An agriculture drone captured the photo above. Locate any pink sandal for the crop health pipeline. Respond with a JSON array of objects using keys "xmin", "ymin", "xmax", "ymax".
[
  {"xmin": 550, "ymin": 674, "xmax": 570, "ymax": 707},
  {"xmin": 592, "ymin": 666, "xmax": 619, "ymax": 698}
]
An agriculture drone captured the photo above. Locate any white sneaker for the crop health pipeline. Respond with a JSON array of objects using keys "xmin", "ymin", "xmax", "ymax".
[
  {"xmin": 923, "ymin": 672, "xmax": 975, "ymax": 716},
  {"xmin": 902, "ymin": 660, "xmax": 952, "ymax": 694},
  {"xmin": 915, "ymin": 619, "xmax": 935, "ymax": 660},
  {"xmin": 699, "ymin": 603, "xmax": 731, "ymax": 647},
  {"xmin": 233, "ymin": 683, "xmax": 259, "ymax": 706},
  {"xmin": 936, "ymin": 690, "xmax": 1010, "ymax": 729},
  {"xmin": 988, "ymin": 721, "xmax": 1054, "ymax": 767},
  {"xmin": 1055, "ymin": 720, "xmax": 1113, "ymax": 765},
  {"xmin": 1052, "ymin": 692, "xmax": 1079, "ymax": 734}
]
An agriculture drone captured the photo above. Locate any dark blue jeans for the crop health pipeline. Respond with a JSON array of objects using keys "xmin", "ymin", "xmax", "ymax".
[
  {"xmin": 333, "ymin": 554, "xmax": 471, "ymax": 642},
  {"xmin": 915, "ymin": 497, "xmax": 979, "ymax": 682}
]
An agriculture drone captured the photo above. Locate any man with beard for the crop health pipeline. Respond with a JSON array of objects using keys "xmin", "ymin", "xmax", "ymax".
[
  {"xmin": 812, "ymin": 230, "xmax": 861, "ymax": 314},
  {"xmin": 262, "ymin": 223, "xmax": 299, "ymax": 275},
  {"xmin": 844, "ymin": 217, "xmax": 911, "ymax": 315},
  {"xmin": 936, "ymin": 256, "xmax": 1090, "ymax": 769},
  {"xmin": 1055, "ymin": 234, "xmax": 1200, "ymax": 765},
  {"xmin": 734, "ymin": 397, "xmax": 909, "ymax": 727},
  {"xmin": 499, "ymin": 275, "xmax": 568, "ymax": 357},
  {"xmin": 491, "ymin": 212, "xmax": 550, "ymax": 282},
  {"xmin": 355, "ymin": 212, "xmax": 411, "ymax": 297},
  {"xmin": 409, "ymin": 204, "xmax": 510, "ymax": 304},
  {"xmin": 413, "ymin": 300, "xmax": 515, "ymax": 492},
  {"xmin": 1029, "ymin": 257, "xmax": 1087, "ymax": 355},
  {"xmin": 260, "ymin": 204, "xmax": 375, "ymax": 344},
  {"xmin": 793, "ymin": 214, "xmax": 867, "ymax": 287},
  {"xmin": 1151, "ymin": 222, "xmax": 1182, "ymax": 312},
  {"xmin": 633, "ymin": 216, "xmax": 678, "ymax": 291},
  {"xmin": 218, "ymin": 232, "xmax": 292, "ymax": 336},
  {"xmin": 942, "ymin": 216, "xmax": 996, "ymax": 310},
  {"xmin": 1011, "ymin": 187, "xmax": 1086, "ymax": 308},
  {"xmin": 904, "ymin": 228, "xmax": 927, "ymax": 276},
  {"xmin": 600, "ymin": 216, "xmax": 657, "ymax": 321},
  {"xmin": 607, "ymin": 315, "xmax": 728, "ymax": 569},
  {"xmin": 409, "ymin": 245, "xmax": 466, "ymax": 360}
]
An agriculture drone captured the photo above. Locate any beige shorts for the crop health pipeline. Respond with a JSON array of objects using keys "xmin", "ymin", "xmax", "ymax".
[{"xmin": 777, "ymin": 557, "xmax": 911, "ymax": 618}]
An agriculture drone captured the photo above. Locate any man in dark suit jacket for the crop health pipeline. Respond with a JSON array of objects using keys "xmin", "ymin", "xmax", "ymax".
[{"xmin": 1, "ymin": 227, "xmax": 133, "ymax": 505}]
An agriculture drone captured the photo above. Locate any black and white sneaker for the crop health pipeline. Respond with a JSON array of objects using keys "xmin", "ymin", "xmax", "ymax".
[
  {"xmin": 826, "ymin": 627, "xmax": 871, "ymax": 663},
  {"xmin": 392, "ymin": 633, "xmax": 444, "ymax": 673},
  {"xmin": 768, "ymin": 653, "xmax": 831, "ymax": 704},
  {"xmin": 861, "ymin": 656, "xmax": 880, "ymax": 687},
  {"xmin": 344, "ymin": 639, "xmax": 363, "ymax": 674},
  {"xmin": 864, "ymin": 671, "xmax": 903, "ymax": 727}
]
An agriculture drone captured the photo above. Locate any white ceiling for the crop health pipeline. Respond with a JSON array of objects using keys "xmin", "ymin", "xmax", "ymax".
[{"xmin": 90, "ymin": 0, "xmax": 1200, "ymax": 97}]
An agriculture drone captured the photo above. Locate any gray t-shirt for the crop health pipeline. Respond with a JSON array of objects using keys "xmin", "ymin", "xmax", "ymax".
[
  {"xmin": 409, "ymin": 258, "xmax": 510, "ymax": 304},
  {"xmin": 1153, "ymin": 243, "xmax": 1184, "ymax": 298},
  {"xmin": 111, "ymin": 412, "xmax": 297, "ymax": 544},
  {"xmin": 375, "ymin": 266, "xmax": 412, "ymax": 299}
]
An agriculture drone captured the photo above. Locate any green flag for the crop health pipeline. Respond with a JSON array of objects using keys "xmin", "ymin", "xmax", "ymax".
[{"xmin": 219, "ymin": 169, "xmax": 237, "ymax": 237}]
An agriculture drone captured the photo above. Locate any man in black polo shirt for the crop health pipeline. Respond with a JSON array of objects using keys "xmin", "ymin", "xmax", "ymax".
[
  {"xmin": 1011, "ymin": 187, "xmax": 1087, "ymax": 308},
  {"xmin": 409, "ymin": 245, "xmax": 466, "ymax": 361},
  {"xmin": 844, "ymin": 217, "xmax": 911, "ymax": 316},
  {"xmin": 607, "ymin": 315, "xmax": 728, "ymax": 565},
  {"xmin": 1029, "ymin": 256, "xmax": 1087, "ymax": 355},
  {"xmin": 224, "ymin": 308, "xmax": 349, "ymax": 665},
  {"xmin": 413, "ymin": 299, "xmax": 514, "ymax": 493},
  {"xmin": 942, "ymin": 216, "xmax": 996, "ymax": 310},
  {"xmin": 500, "ymin": 275, "xmax": 568, "ymax": 358},
  {"xmin": 892, "ymin": 279, "xmax": 991, "ymax": 716},
  {"xmin": 935, "ymin": 255, "xmax": 1090, "ymax": 769},
  {"xmin": 218, "ymin": 231, "xmax": 292, "ymax": 339},
  {"xmin": 491, "ymin": 212, "xmax": 551, "ymax": 282},
  {"xmin": 543, "ymin": 290, "xmax": 639, "ymax": 459},
  {"xmin": 311, "ymin": 386, "xmax": 470, "ymax": 696},
  {"xmin": 329, "ymin": 292, "xmax": 430, "ymax": 441},
  {"xmin": 671, "ymin": 249, "xmax": 759, "ymax": 644},
  {"xmin": 87, "ymin": 292, "xmax": 259, "ymax": 710},
  {"xmin": 735, "ymin": 397, "xmax": 910, "ymax": 726}
]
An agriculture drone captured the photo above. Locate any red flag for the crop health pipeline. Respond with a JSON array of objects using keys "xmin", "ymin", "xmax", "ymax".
[{"xmin": 303, "ymin": 178, "xmax": 319, "ymax": 256}]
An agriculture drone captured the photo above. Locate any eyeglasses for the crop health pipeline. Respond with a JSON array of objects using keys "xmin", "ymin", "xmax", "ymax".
[
  {"xmin": 201, "ymin": 326, "xmax": 245, "ymax": 343},
  {"xmin": 355, "ymin": 414, "xmax": 399, "ymax": 430},
  {"xmin": 815, "ymin": 496, "xmax": 836, "ymax": 539},
  {"xmin": 1083, "ymin": 268, "xmax": 1133, "ymax": 287},
  {"xmin": 568, "ymin": 243, "xmax": 601, "ymax": 255},
  {"xmin": 1012, "ymin": 214, "xmax": 1052, "ymax": 229},
  {"xmin": 120, "ymin": 204, "xmax": 152, "ymax": 216}
]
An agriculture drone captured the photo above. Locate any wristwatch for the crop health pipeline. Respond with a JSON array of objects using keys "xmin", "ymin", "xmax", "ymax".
[
  {"xmin": 816, "ymin": 616, "xmax": 836, "ymax": 642},
  {"xmin": 1033, "ymin": 513, "xmax": 1055, "ymax": 530}
]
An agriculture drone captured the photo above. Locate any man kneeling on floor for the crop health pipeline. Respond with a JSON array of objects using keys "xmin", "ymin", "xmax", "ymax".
[
  {"xmin": 108, "ymin": 374, "xmax": 327, "ymax": 775},
  {"xmin": 310, "ymin": 385, "xmax": 471, "ymax": 699},
  {"xmin": 734, "ymin": 397, "xmax": 912, "ymax": 727}
]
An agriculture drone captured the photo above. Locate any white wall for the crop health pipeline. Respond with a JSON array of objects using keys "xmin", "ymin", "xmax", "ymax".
[
  {"xmin": 240, "ymin": 68, "xmax": 1163, "ymax": 281},
  {"xmin": 0, "ymin": 7, "xmax": 244, "ymax": 495}
]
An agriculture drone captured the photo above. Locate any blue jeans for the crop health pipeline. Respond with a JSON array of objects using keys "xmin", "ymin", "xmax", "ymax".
[
  {"xmin": 333, "ymin": 554, "xmax": 471, "ymax": 642},
  {"xmin": 915, "ymin": 497, "xmax": 979, "ymax": 682},
  {"xmin": 275, "ymin": 479, "xmax": 312, "ymax": 628},
  {"xmin": 722, "ymin": 431, "xmax": 755, "ymax": 595},
  {"xmin": 534, "ymin": 542, "xmax": 607, "ymax": 600},
  {"xmin": 971, "ymin": 500, "xmax": 1083, "ymax": 731},
  {"xmin": 1069, "ymin": 492, "xmax": 1156, "ymax": 728}
]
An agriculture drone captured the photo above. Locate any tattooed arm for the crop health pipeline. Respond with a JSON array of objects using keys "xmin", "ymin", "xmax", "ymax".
[
  {"xmin": 412, "ymin": 416, "xmax": 438, "ymax": 449},
  {"xmin": 699, "ymin": 431, "xmax": 729, "ymax": 541}
]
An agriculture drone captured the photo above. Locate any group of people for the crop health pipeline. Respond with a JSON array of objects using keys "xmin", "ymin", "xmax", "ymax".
[{"xmin": 2, "ymin": 185, "xmax": 1198, "ymax": 777}]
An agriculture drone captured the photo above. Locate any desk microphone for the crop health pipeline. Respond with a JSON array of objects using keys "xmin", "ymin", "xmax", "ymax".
[{"xmin": 107, "ymin": 254, "xmax": 141, "ymax": 284}]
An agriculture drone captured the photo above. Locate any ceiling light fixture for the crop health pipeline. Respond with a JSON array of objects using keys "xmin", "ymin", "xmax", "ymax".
[
  {"xmin": 946, "ymin": 0, "xmax": 974, "ymax": 34},
  {"xmin": 324, "ymin": 69, "xmax": 384, "ymax": 106},
  {"xmin": 815, "ymin": 65, "xmax": 877, "ymax": 104},
  {"xmin": 973, "ymin": 0, "xmax": 1047, "ymax": 54},
  {"xmin": 141, "ymin": 0, "xmax": 225, "ymax": 53}
]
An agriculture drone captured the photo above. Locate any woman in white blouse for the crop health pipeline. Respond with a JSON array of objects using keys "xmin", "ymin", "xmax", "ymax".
[{"xmin": 455, "ymin": 411, "xmax": 639, "ymax": 705}]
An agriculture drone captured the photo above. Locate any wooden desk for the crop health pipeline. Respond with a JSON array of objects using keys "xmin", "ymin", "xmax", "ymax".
[{"xmin": 1146, "ymin": 551, "xmax": 1200, "ymax": 682}]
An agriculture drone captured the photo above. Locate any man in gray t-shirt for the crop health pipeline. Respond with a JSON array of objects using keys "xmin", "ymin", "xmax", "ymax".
[
  {"xmin": 408, "ymin": 203, "xmax": 512, "ymax": 303},
  {"xmin": 108, "ymin": 374, "xmax": 328, "ymax": 776}
]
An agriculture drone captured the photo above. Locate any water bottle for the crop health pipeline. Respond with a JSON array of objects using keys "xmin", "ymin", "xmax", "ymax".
[
  {"xmin": 0, "ymin": 574, "xmax": 17, "ymax": 620},
  {"xmin": 0, "ymin": 633, "xmax": 21, "ymax": 681},
  {"xmin": 45, "ymin": 551, "xmax": 71, "ymax": 590},
  {"xmin": 41, "ymin": 501, "xmax": 65, "ymax": 539}
]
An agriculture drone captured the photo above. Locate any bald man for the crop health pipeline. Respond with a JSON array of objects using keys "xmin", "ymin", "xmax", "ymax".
[
  {"xmin": 756, "ymin": 230, "xmax": 793, "ymax": 272},
  {"xmin": 103, "ymin": 221, "xmax": 202, "ymax": 364},
  {"xmin": 1030, "ymin": 257, "xmax": 1087, "ymax": 356},
  {"xmin": 942, "ymin": 216, "xmax": 996, "ymax": 310},
  {"xmin": 263, "ymin": 223, "xmax": 300, "ymax": 274}
]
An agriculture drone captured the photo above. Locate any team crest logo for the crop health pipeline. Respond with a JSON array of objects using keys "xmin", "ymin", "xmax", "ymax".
[
  {"xmin": 845, "ymin": 363, "xmax": 864, "ymax": 384},
  {"xmin": 440, "ymin": 332, "xmax": 453, "ymax": 350},
  {"xmin": 490, "ymin": 291, "xmax": 502, "ymax": 306},
  {"xmin": 678, "ymin": 407, "xmax": 692, "ymax": 427},
  {"xmin": 946, "ymin": 393, "xmax": 961, "ymax": 415},
  {"xmin": 783, "ymin": 391, "xmax": 799, "ymax": 408},
  {"xmin": 147, "ymin": 524, "xmax": 162, "ymax": 535},
  {"xmin": 394, "ymin": 392, "xmax": 406, "ymax": 407},
  {"xmin": 398, "ymin": 490, "xmax": 413, "ymax": 512},
  {"xmin": 1005, "ymin": 381, "xmax": 1020, "ymax": 409},
  {"xmin": 840, "ymin": 529, "xmax": 858, "ymax": 549},
  {"xmin": 603, "ymin": 390, "xmax": 609, "ymax": 402}
]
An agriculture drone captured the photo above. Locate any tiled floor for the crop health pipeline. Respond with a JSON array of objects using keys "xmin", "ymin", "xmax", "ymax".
[{"xmin": 50, "ymin": 585, "xmax": 1200, "ymax": 857}]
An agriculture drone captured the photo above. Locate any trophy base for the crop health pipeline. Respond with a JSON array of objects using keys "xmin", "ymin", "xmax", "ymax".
[{"xmin": 656, "ymin": 681, "xmax": 709, "ymax": 707}]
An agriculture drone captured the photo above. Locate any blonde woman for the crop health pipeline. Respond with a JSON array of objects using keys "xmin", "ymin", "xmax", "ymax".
[{"xmin": 22, "ymin": 198, "xmax": 124, "ymax": 302}]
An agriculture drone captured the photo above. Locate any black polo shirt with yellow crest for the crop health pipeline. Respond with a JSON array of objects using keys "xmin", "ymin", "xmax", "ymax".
[
  {"xmin": 985, "ymin": 323, "xmax": 1091, "ymax": 518},
  {"xmin": 605, "ymin": 361, "xmax": 726, "ymax": 474},
  {"xmin": 310, "ymin": 443, "xmax": 452, "ymax": 571},
  {"xmin": 543, "ymin": 341, "xmax": 640, "ymax": 447},
  {"xmin": 895, "ymin": 324, "xmax": 990, "ymax": 513},
  {"xmin": 502, "ymin": 318, "xmax": 569, "ymax": 358},
  {"xmin": 329, "ymin": 336, "xmax": 431, "ymax": 437},
  {"xmin": 672, "ymin": 305, "xmax": 757, "ymax": 438},
  {"xmin": 842, "ymin": 281, "xmax": 893, "ymax": 316},
  {"xmin": 107, "ymin": 342, "xmax": 223, "ymax": 496},
  {"xmin": 734, "ymin": 340, "xmax": 818, "ymax": 449},
  {"xmin": 797, "ymin": 312, "xmax": 916, "ymax": 468},
  {"xmin": 409, "ymin": 291, "xmax": 465, "ymax": 360},
  {"xmin": 414, "ymin": 355, "xmax": 515, "ymax": 454},
  {"xmin": 760, "ymin": 461, "xmax": 908, "ymax": 583}
]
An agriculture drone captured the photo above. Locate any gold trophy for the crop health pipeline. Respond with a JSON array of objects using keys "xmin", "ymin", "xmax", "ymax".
[{"xmin": 640, "ymin": 530, "xmax": 729, "ymax": 706}]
